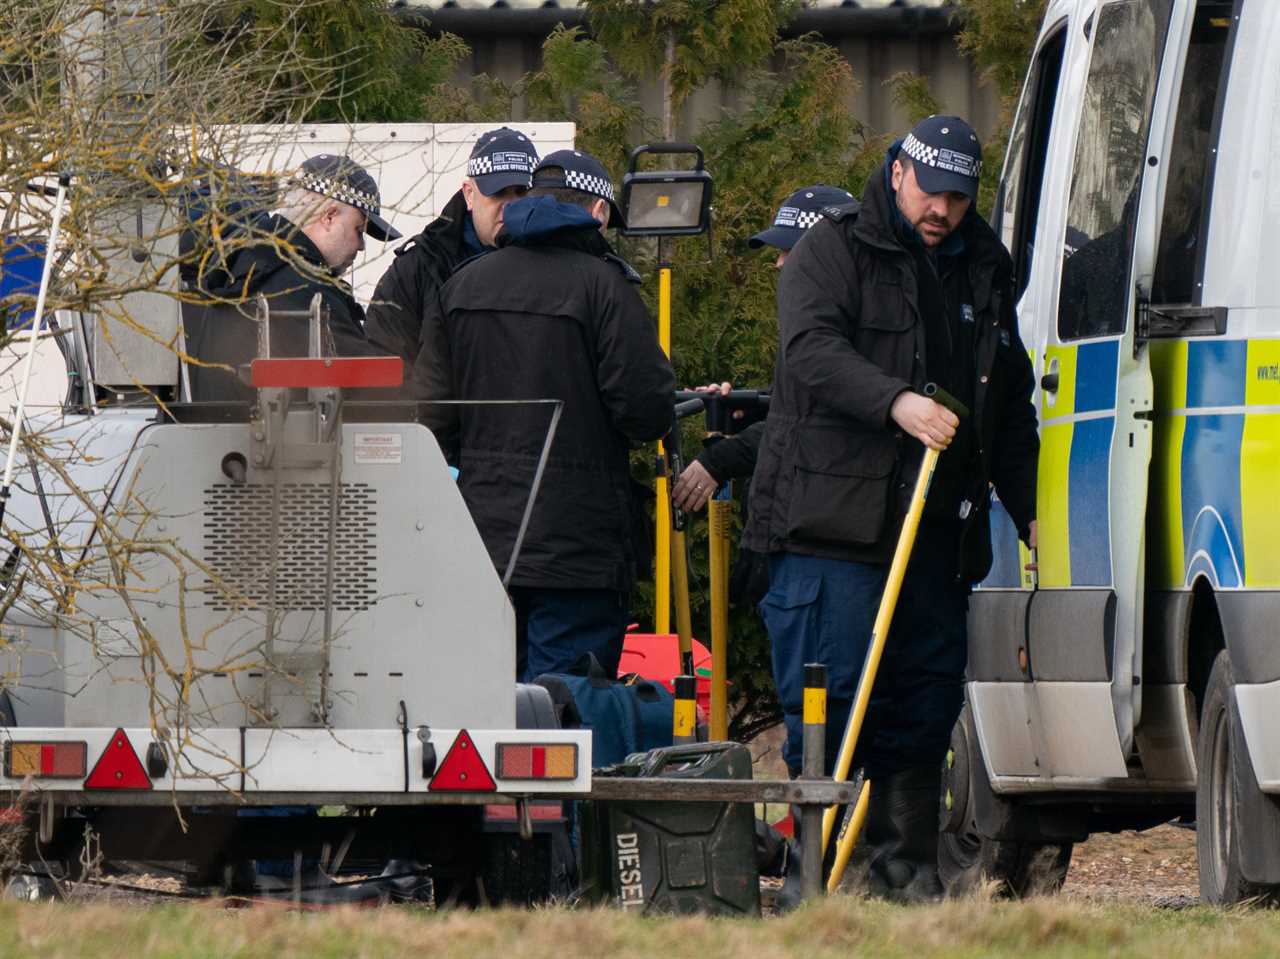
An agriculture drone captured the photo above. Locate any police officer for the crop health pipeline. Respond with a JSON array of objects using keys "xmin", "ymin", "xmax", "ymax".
[
  {"xmin": 671, "ymin": 185, "xmax": 855, "ymax": 515},
  {"xmin": 364, "ymin": 127, "xmax": 538, "ymax": 384},
  {"xmin": 185, "ymin": 154, "xmax": 401, "ymax": 402},
  {"xmin": 745, "ymin": 116, "xmax": 1039, "ymax": 901},
  {"xmin": 420, "ymin": 149, "xmax": 675, "ymax": 681}
]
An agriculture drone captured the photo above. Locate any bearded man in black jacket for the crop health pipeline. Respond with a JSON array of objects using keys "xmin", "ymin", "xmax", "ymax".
[
  {"xmin": 421, "ymin": 150, "xmax": 675, "ymax": 682},
  {"xmin": 744, "ymin": 116, "xmax": 1039, "ymax": 901}
]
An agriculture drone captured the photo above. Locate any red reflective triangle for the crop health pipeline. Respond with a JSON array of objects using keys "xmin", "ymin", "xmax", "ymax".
[
  {"xmin": 429, "ymin": 729, "xmax": 496, "ymax": 792},
  {"xmin": 84, "ymin": 728, "xmax": 152, "ymax": 790}
]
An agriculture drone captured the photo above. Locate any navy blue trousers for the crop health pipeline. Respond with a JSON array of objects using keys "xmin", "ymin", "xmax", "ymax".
[
  {"xmin": 511, "ymin": 586, "xmax": 630, "ymax": 683},
  {"xmin": 759, "ymin": 522, "xmax": 969, "ymax": 779}
]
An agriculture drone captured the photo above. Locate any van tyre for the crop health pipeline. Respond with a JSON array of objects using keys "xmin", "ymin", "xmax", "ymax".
[
  {"xmin": 1196, "ymin": 650, "xmax": 1280, "ymax": 905},
  {"xmin": 937, "ymin": 706, "xmax": 1073, "ymax": 898}
]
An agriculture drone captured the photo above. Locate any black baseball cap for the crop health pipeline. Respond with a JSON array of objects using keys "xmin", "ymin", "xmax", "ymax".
[
  {"xmin": 898, "ymin": 115, "xmax": 983, "ymax": 200},
  {"xmin": 533, "ymin": 149, "xmax": 625, "ymax": 229},
  {"xmin": 748, "ymin": 184, "xmax": 855, "ymax": 251},
  {"xmin": 467, "ymin": 127, "xmax": 539, "ymax": 196},
  {"xmin": 293, "ymin": 154, "xmax": 401, "ymax": 242}
]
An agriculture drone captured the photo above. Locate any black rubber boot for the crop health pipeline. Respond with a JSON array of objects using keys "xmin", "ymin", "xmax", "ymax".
[{"xmin": 863, "ymin": 765, "xmax": 946, "ymax": 903}]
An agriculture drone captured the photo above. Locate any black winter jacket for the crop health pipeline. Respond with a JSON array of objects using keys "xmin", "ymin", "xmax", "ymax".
[
  {"xmin": 695, "ymin": 421, "xmax": 765, "ymax": 484},
  {"xmin": 364, "ymin": 190, "xmax": 473, "ymax": 388},
  {"xmin": 422, "ymin": 196, "xmax": 676, "ymax": 592},
  {"xmin": 183, "ymin": 214, "xmax": 372, "ymax": 402},
  {"xmin": 743, "ymin": 152, "xmax": 1039, "ymax": 584}
]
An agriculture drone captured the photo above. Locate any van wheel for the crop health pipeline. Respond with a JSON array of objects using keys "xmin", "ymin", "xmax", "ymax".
[
  {"xmin": 938, "ymin": 707, "xmax": 1073, "ymax": 897},
  {"xmin": 1196, "ymin": 650, "xmax": 1280, "ymax": 905}
]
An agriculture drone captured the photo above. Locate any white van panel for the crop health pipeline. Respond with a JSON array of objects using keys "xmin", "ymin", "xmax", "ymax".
[
  {"xmin": 1201, "ymin": 3, "xmax": 1280, "ymax": 313},
  {"xmin": 1234, "ymin": 680, "xmax": 1280, "ymax": 792}
]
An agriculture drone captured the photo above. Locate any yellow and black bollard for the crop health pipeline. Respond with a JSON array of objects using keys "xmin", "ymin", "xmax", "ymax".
[
  {"xmin": 673, "ymin": 674, "xmax": 698, "ymax": 745},
  {"xmin": 800, "ymin": 662, "xmax": 827, "ymax": 899}
]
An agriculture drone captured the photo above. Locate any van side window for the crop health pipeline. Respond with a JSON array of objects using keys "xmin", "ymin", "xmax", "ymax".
[
  {"xmin": 1151, "ymin": 1, "xmax": 1235, "ymax": 306},
  {"xmin": 1057, "ymin": 0, "xmax": 1174, "ymax": 341},
  {"xmin": 996, "ymin": 27, "xmax": 1066, "ymax": 300}
]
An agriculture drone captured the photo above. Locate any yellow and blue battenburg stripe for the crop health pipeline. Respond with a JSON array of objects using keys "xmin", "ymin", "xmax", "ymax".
[
  {"xmin": 983, "ymin": 335, "xmax": 1280, "ymax": 592},
  {"xmin": 992, "ymin": 339, "xmax": 1119, "ymax": 590},
  {"xmin": 1148, "ymin": 338, "xmax": 1280, "ymax": 590}
]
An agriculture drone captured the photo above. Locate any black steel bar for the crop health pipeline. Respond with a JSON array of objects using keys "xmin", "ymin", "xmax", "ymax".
[{"xmin": 17, "ymin": 777, "xmax": 857, "ymax": 808}]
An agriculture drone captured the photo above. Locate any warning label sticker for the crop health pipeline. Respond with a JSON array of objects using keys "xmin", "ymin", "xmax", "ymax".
[{"xmin": 354, "ymin": 432, "xmax": 403, "ymax": 465}]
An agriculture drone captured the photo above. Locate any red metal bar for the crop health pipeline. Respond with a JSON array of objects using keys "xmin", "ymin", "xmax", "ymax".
[{"xmin": 250, "ymin": 356, "xmax": 403, "ymax": 389}]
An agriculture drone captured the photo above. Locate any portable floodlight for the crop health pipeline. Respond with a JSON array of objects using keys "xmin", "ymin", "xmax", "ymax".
[{"xmin": 620, "ymin": 143, "xmax": 713, "ymax": 237}]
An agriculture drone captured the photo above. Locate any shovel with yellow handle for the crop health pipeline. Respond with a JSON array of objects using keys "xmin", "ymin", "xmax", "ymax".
[{"xmin": 820, "ymin": 381, "xmax": 969, "ymax": 893}]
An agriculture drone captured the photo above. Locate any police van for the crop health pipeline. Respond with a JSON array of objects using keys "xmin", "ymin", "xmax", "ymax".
[{"xmin": 938, "ymin": 0, "xmax": 1280, "ymax": 903}]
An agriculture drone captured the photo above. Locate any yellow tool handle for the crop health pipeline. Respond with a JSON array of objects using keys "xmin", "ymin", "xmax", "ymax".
[
  {"xmin": 654, "ymin": 266, "xmax": 673, "ymax": 634},
  {"xmin": 672, "ymin": 528, "xmax": 694, "ymax": 667},
  {"xmin": 655, "ymin": 470, "xmax": 671, "ymax": 634},
  {"xmin": 821, "ymin": 444, "xmax": 941, "ymax": 853},
  {"xmin": 827, "ymin": 779, "xmax": 872, "ymax": 893}
]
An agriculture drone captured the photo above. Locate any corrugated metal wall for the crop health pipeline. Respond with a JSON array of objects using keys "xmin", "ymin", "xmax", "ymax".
[{"xmin": 397, "ymin": 2, "xmax": 1002, "ymax": 141}]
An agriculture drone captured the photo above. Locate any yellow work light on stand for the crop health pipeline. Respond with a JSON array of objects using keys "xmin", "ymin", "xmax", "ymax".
[{"xmin": 619, "ymin": 143, "xmax": 713, "ymax": 643}]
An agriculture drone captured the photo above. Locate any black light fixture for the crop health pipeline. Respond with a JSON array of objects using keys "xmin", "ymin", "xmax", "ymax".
[{"xmin": 620, "ymin": 143, "xmax": 713, "ymax": 237}]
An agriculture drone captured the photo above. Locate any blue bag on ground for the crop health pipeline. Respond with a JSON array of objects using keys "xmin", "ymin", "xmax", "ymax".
[{"xmin": 533, "ymin": 654, "xmax": 674, "ymax": 768}]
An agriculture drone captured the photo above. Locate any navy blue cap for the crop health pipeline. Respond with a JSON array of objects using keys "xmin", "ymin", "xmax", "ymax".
[
  {"xmin": 294, "ymin": 154, "xmax": 401, "ymax": 242},
  {"xmin": 899, "ymin": 115, "xmax": 983, "ymax": 200},
  {"xmin": 533, "ymin": 149, "xmax": 624, "ymax": 229},
  {"xmin": 748, "ymin": 184, "xmax": 854, "ymax": 250},
  {"xmin": 467, "ymin": 127, "xmax": 539, "ymax": 196}
]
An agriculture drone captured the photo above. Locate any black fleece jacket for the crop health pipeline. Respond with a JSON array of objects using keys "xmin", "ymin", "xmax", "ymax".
[
  {"xmin": 420, "ymin": 196, "xmax": 676, "ymax": 592},
  {"xmin": 744, "ymin": 146, "xmax": 1038, "ymax": 584}
]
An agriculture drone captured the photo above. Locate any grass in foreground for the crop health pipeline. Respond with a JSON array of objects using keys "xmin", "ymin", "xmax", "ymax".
[{"xmin": 3, "ymin": 893, "xmax": 1280, "ymax": 959}]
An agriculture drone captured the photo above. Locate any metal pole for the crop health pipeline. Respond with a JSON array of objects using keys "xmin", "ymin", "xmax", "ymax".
[
  {"xmin": 800, "ymin": 662, "xmax": 827, "ymax": 900},
  {"xmin": 654, "ymin": 262, "xmax": 673, "ymax": 634},
  {"xmin": 708, "ymin": 492, "xmax": 731, "ymax": 741},
  {"xmin": 0, "ymin": 173, "xmax": 71, "ymax": 529},
  {"xmin": 672, "ymin": 674, "xmax": 697, "ymax": 745}
]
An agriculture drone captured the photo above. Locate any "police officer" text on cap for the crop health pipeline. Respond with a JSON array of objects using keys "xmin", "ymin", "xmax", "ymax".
[{"xmin": 467, "ymin": 127, "xmax": 539, "ymax": 197}]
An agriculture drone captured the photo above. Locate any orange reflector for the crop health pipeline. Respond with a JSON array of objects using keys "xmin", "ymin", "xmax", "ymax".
[
  {"xmin": 250, "ymin": 356, "xmax": 403, "ymax": 389},
  {"xmin": 84, "ymin": 728, "xmax": 152, "ymax": 790},
  {"xmin": 428, "ymin": 730, "xmax": 497, "ymax": 792},
  {"xmin": 4, "ymin": 741, "xmax": 87, "ymax": 779},
  {"xmin": 495, "ymin": 743, "xmax": 578, "ymax": 781}
]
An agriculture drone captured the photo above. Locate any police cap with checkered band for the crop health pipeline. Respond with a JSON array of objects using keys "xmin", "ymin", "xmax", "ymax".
[
  {"xmin": 467, "ymin": 126, "xmax": 539, "ymax": 197},
  {"xmin": 898, "ymin": 115, "xmax": 983, "ymax": 201},
  {"xmin": 293, "ymin": 154, "xmax": 401, "ymax": 242},
  {"xmin": 533, "ymin": 149, "xmax": 625, "ymax": 229},
  {"xmin": 749, "ymin": 184, "xmax": 855, "ymax": 251}
]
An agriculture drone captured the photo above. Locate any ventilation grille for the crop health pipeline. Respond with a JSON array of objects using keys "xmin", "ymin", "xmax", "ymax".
[{"xmin": 202, "ymin": 483, "xmax": 378, "ymax": 611}]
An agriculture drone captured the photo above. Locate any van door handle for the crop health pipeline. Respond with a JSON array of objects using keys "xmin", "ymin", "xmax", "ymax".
[{"xmin": 1040, "ymin": 373, "xmax": 1060, "ymax": 392}]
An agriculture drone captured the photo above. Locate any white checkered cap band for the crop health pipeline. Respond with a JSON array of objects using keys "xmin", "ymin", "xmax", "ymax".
[
  {"xmin": 564, "ymin": 169, "xmax": 614, "ymax": 202},
  {"xmin": 773, "ymin": 207, "xmax": 822, "ymax": 230},
  {"xmin": 901, "ymin": 132, "xmax": 982, "ymax": 179},
  {"xmin": 293, "ymin": 172, "xmax": 378, "ymax": 215},
  {"xmin": 467, "ymin": 151, "xmax": 535, "ymax": 178}
]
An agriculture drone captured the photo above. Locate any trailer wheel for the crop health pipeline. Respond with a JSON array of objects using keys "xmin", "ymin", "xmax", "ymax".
[
  {"xmin": 938, "ymin": 706, "xmax": 1072, "ymax": 897},
  {"xmin": 1196, "ymin": 650, "xmax": 1280, "ymax": 905}
]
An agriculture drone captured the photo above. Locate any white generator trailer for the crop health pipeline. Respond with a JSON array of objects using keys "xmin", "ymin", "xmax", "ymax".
[{"xmin": 0, "ymin": 123, "xmax": 599, "ymax": 901}]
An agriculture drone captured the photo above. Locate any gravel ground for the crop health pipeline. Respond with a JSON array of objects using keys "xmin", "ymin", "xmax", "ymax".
[{"xmin": 1062, "ymin": 823, "xmax": 1200, "ymax": 906}]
